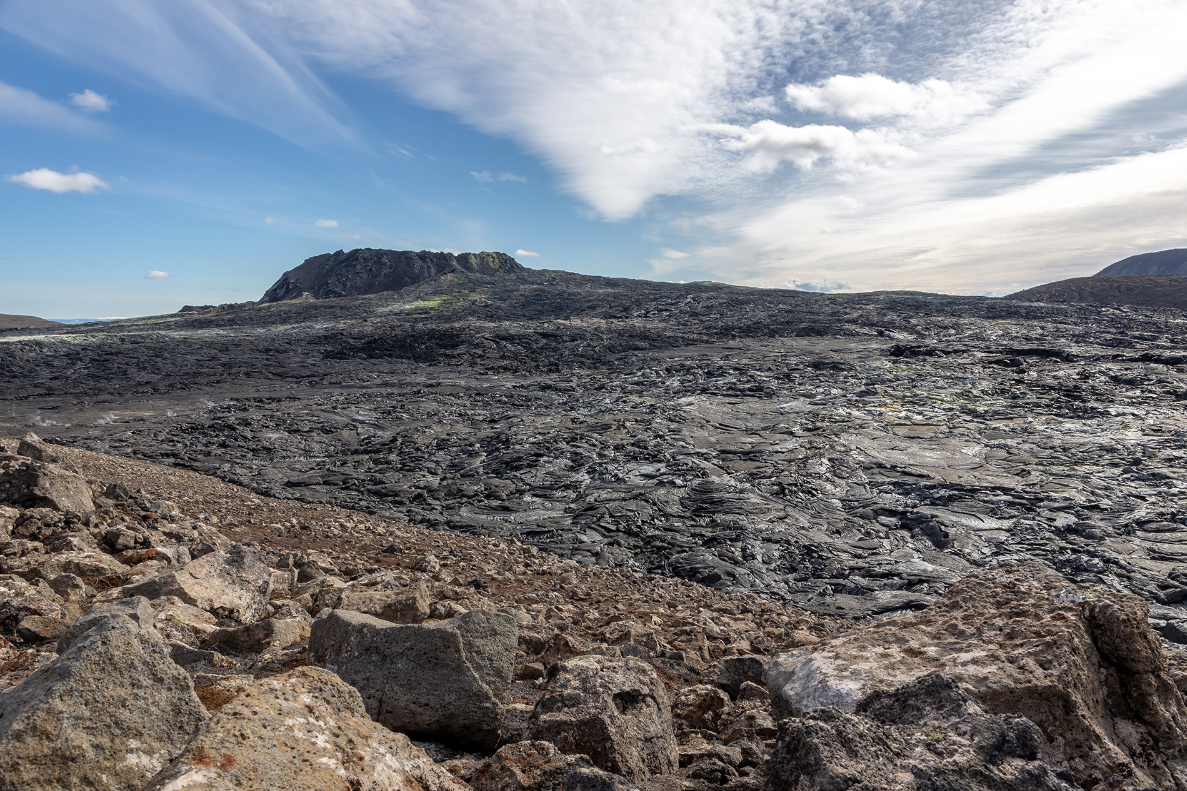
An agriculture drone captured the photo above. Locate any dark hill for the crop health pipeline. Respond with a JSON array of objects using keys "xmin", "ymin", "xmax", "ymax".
[
  {"xmin": 1095, "ymin": 248, "xmax": 1187, "ymax": 276},
  {"xmin": 259, "ymin": 248, "xmax": 526, "ymax": 303},
  {"xmin": 1007, "ymin": 274, "xmax": 1187, "ymax": 309},
  {"xmin": 0, "ymin": 313, "xmax": 63, "ymax": 330}
]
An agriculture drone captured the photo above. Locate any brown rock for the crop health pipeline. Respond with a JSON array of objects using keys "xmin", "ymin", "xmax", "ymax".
[
  {"xmin": 123, "ymin": 542, "xmax": 273, "ymax": 624},
  {"xmin": 145, "ymin": 666, "xmax": 469, "ymax": 791},
  {"xmin": 529, "ymin": 655, "xmax": 678, "ymax": 782},
  {"xmin": 336, "ymin": 580, "xmax": 431, "ymax": 623},
  {"xmin": 767, "ymin": 562, "xmax": 1187, "ymax": 789},
  {"xmin": 473, "ymin": 741, "xmax": 637, "ymax": 791},
  {"xmin": 15, "ymin": 614, "xmax": 67, "ymax": 642},
  {"xmin": 671, "ymin": 684, "xmax": 730, "ymax": 731}
]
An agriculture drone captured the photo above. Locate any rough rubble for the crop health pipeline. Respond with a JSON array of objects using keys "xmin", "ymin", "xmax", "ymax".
[{"xmin": 3, "ymin": 442, "xmax": 1187, "ymax": 789}]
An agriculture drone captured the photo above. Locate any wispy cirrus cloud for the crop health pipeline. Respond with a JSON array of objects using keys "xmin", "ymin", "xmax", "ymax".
[
  {"xmin": 6, "ymin": 0, "xmax": 1187, "ymax": 293},
  {"xmin": 0, "ymin": 80, "xmax": 102, "ymax": 131}
]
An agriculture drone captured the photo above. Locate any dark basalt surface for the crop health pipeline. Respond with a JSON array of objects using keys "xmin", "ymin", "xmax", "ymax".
[
  {"xmin": 259, "ymin": 248, "xmax": 525, "ymax": 303},
  {"xmin": 1095, "ymin": 247, "xmax": 1187, "ymax": 277},
  {"xmin": 5, "ymin": 270, "xmax": 1187, "ymax": 632},
  {"xmin": 1008, "ymin": 274, "xmax": 1187, "ymax": 309}
]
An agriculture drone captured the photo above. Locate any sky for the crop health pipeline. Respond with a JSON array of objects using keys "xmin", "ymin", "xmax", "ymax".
[{"xmin": 2, "ymin": 0, "xmax": 1186, "ymax": 318}]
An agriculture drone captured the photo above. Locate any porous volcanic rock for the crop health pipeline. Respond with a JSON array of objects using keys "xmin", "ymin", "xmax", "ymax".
[
  {"xmin": 123, "ymin": 542, "xmax": 273, "ymax": 624},
  {"xmin": 145, "ymin": 666, "xmax": 469, "ymax": 791},
  {"xmin": 0, "ymin": 607, "xmax": 207, "ymax": 791},
  {"xmin": 768, "ymin": 561, "xmax": 1187, "ymax": 789},
  {"xmin": 472, "ymin": 741, "xmax": 637, "ymax": 791},
  {"xmin": 259, "ymin": 248, "xmax": 526, "ymax": 303},
  {"xmin": 1007, "ymin": 275, "xmax": 1187, "ymax": 309},
  {"xmin": 529, "ymin": 655, "xmax": 679, "ymax": 781},
  {"xmin": 0, "ymin": 456, "xmax": 93, "ymax": 513},
  {"xmin": 309, "ymin": 608, "xmax": 517, "ymax": 749}
]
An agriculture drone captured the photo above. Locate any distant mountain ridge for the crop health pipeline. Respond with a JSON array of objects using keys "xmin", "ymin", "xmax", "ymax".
[
  {"xmin": 259, "ymin": 248, "xmax": 527, "ymax": 303},
  {"xmin": 0, "ymin": 314, "xmax": 63, "ymax": 330},
  {"xmin": 1095, "ymin": 248, "xmax": 1187, "ymax": 277}
]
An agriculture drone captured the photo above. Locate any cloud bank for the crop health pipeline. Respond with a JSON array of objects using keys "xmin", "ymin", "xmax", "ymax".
[{"xmin": 5, "ymin": 0, "xmax": 1187, "ymax": 292}]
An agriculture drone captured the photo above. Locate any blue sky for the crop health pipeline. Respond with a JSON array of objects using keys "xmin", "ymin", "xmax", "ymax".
[{"xmin": 2, "ymin": 0, "xmax": 1187, "ymax": 318}]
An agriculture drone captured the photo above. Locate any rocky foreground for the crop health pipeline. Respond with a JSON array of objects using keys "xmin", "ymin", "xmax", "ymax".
[{"xmin": 4, "ymin": 436, "xmax": 1187, "ymax": 789}]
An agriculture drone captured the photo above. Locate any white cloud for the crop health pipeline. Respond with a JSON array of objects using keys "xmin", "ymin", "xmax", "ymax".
[
  {"xmin": 7, "ymin": 167, "xmax": 109, "ymax": 193},
  {"xmin": 264, "ymin": 216, "xmax": 277, "ymax": 223},
  {"xmin": 68, "ymin": 88, "xmax": 113, "ymax": 111},
  {"xmin": 145, "ymin": 270, "xmax": 171, "ymax": 279},
  {"xmin": 718, "ymin": 121, "xmax": 912, "ymax": 172},
  {"xmin": 0, "ymin": 80, "xmax": 100, "ymax": 131},
  {"xmin": 514, "ymin": 249, "xmax": 540, "ymax": 258},
  {"xmin": 314, "ymin": 219, "xmax": 338, "ymax": 227},
  {"xmin": 470, "ymin": 171, "xmax": 493, "ymax": 183},
  {"xmin": 785, "ymin": 74, "xmax": 985, "ymax": 126},
  {"xmin": 498, "ymin": 172, "xmax": 526, "ymax": 182},
  {"xmin": 662, "ymin": 250, "xmax": 690, "ymax": 259}
]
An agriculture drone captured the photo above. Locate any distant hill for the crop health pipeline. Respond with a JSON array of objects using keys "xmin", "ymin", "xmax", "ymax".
[
  {"xmin": 1007, "ymin": 275, "xmax": 1187, "ymax": 309},
  {"xmin": 1095, "ymin": 248, "xmax": 1187, "ymax": 277},
  {"xmin": 259, "ymin": 248, "xmax": 527, "ymax": 303},
  {"xmin": 0, "ymin": 314, "xmax": 64, "ymax": 329}
]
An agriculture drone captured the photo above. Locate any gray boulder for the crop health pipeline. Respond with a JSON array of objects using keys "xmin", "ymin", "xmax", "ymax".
[
  {"xmin": 0, "ymin": 607, "xmax": 207, "ymax": 790},
  {"xmin": 310, "ymin": 608, "xmax": 516, "ymax": 749},
  {"xmin": 56, "ymin": 596, "xmax": 158, "ymax": 652},
  {"xmin": 473, "ymin": 741, "xmax": 638, "ymax": 791},
  {"xmin": 0, "ymin": 458, "xmax": 93, "ymax": 513},
  {"xmin": 123, "ymin": 542, "xmax": 272, "ymax": 623},
  {"xmin": 716, "ymin": 654, "xmax": 766, "ymax": 699},
  {"xmin": 336, "ymin": 580, "xmax": 431, "ymax": 624},
  {"xmin": 145, "ymin": 666, "xmax": 468, "ymax": 791},
  {"xmin": 529, "ymin": 655, "xmax": 679, "ymax": 782}
]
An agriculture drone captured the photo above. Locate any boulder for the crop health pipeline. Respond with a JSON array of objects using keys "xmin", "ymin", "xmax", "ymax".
[
  {"xmin": 16, "ymin": 433, "xmax": 67, "ymax": 465},
  {"xmin": 529, "ymin": 655, "xmax": 679, "ymax": 782},
  {"xmin": 671, "ymin": 684, "xmax": 730, "ymax": 731},
  {"xmin": 716, "ymin": 654, "xmax": 766, "ymax": 699},
  {"xmin": 19, "ymin": 549, "xmax": 130, "ymax": 581},
  {"xmin": 767, "ymin": 562, "xmax": 1187, "ymax": 790},
  {"xmin": 56, "ymin": 596, "xmax": 158, "ymax": 652},
  {"xmin": 144, "ymin": 666, "xmax": 469, "ymax": 791},
  {"xmin": 473, "ymin": 741, "xmax": 637, "ymax": 791},
  {"xmin": 0, "ymin": 579, "xmax": 64, "ymax": 636},
  {"xmin": 123, "ymin": 542, "xmax": 272, "ymax": 623},
  {"xmin": 310, "ymin": 608, "xmax": 516, "ymax": 749},
  {"xmin": 766, "ymin": 672, "xmax": 1075, "ymax": 791},
  {"xmin": 336, "ymin": 580, "xmax": 431, "ymax": 624},
  {"xmin": 202, "ymin": 616, "xmax": 310, "ymax": 652},
  {"xmin": 0, "ymin": 458, "xmax": 92, "ymax": 513},
  {"xmin": 0, "ymin": 606, "xmax": 207, "ymax": 791}
]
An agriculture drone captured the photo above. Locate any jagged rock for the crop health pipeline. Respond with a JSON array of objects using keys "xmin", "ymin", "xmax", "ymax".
[
  {"xmin": 144, "ymin": 666, "xmax": 469, "ymax": 791},
  {"xmin": 123, "ymin": 542, "xmax": 273, "ymax": 623},
  {"xmin": 202, "ymin": 616, "xmax": 310, "ymax": 652},
  {"xmin": 0, "ymin": 605, "xmax": 207, "ymax": 791},
  {"xmin": 309, "ymin": 608, "xmax": 517, "ymax": 749},
  {"xmin": 529, "ymin": 655, "xmax": 679, "ymax": 782},
  {"xmin": 767, "ymin": 562, "xmax": 1187, "ymax": 790},
  {"xmin": 0, "ymin": 457, "xmax": 92, "ymax": 513},
  {"xmin": 15, "ymin": 549, "xmax": 129, "ymax": 582},
  {"xmin": 333, "ymin": 580, "xmax": 431, "ymax": 624},
  {"xmin": 15, "ymin": 614, "xmax": 67, "ymax": 642},
  {"xmin": 472, "ymin": 741, "xmax": 637, "ymax": 791},
  {"xmin": 16, "ymin": 432, "xmax": 66, "ymax": 465},
  {"xmin": 260, "ymin": 248, "xmax": 526, "ymax": 303},
  {"xmin": 716, "ymin": 654, "xmax": 766, "ymax": 699},
  {"xmin": 56, "ymin": 596, "xmax": 158, "ymax": 652},
  {"xmin": 671, "ymin": 684, "xmax": 730, "ymax": 731}
]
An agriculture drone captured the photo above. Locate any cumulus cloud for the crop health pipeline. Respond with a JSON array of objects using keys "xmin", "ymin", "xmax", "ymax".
[
  {"xmin": 719, "ymin": 121, "xmax": 911, "ymax": 172},
  {"xmin": 7, "ymin": 167, "xmax": 110, "ymax": 193},
  {"xmin": 145, "ymin": 270, "xmax": 171, "ymax": 279},
  {"xmin": 68, "ymin": 88, "xmax": 113, "ymax": 111},
  {"xmin": 314, "ymin": 219, "xmax": 338, "ymax": 227},
  {"xmin": 785, "ymin": 74, "xmax": 985, "ymax": 125},
  {"xmin": 470, "ymin": 171, "xmax": 493, "ymax": 182},
  {"xmin": 514, "ymin": 249, "xmax": 539, "ymax": 258}
]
